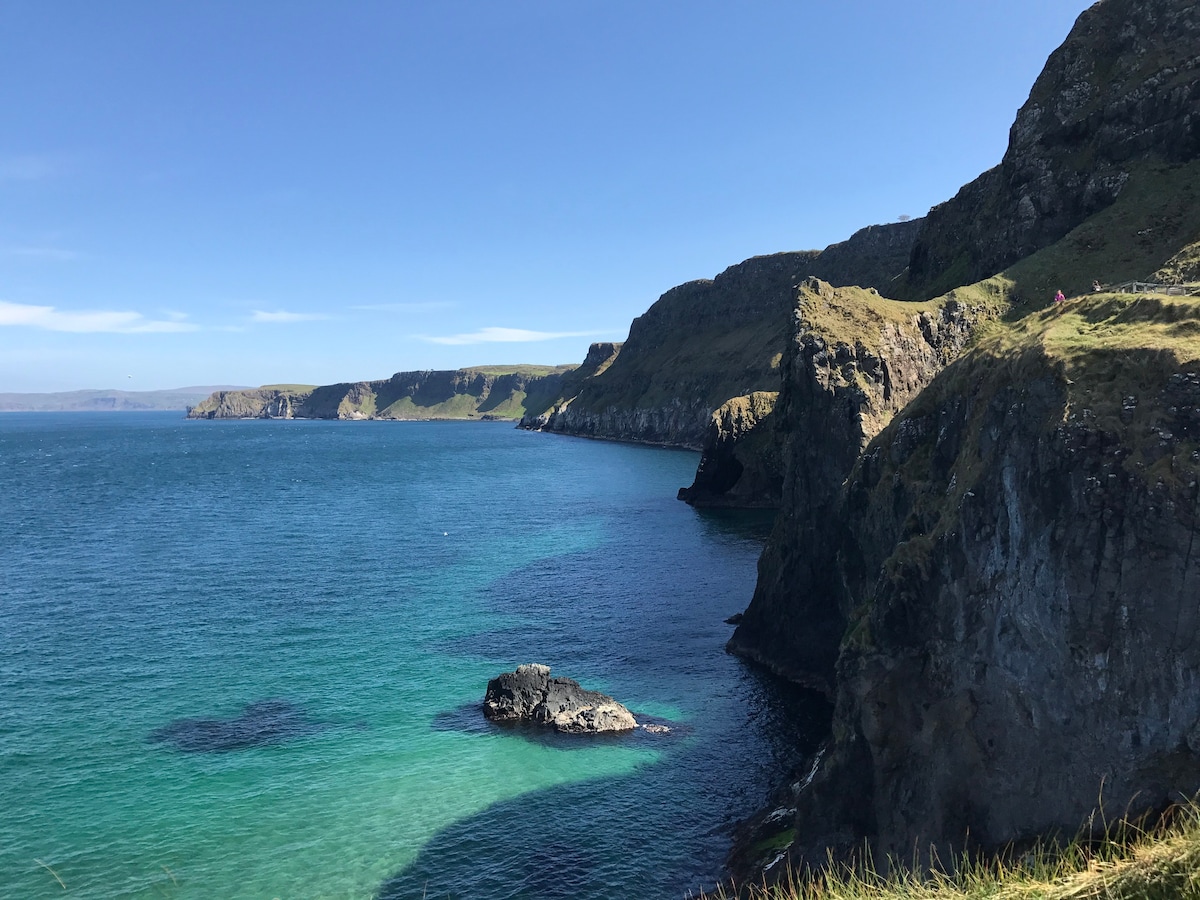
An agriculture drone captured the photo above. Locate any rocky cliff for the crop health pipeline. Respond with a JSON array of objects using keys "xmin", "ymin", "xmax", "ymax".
[
  {"xmin": 188, "ymin": 386, "xmax": 313, "ymax": 419},
  {"xmin": 901, "ymin": 0, "xmax": 1200, "ymax": 300},
  {"xmin": 520, "ymin": 220, "xmax": 923, "ymax": 449},
  {"xmin": 726, "ymin": 279, "xmax": 1001, "ymax": 690},
  {"xmin": 767, "ymin": 292, "xmax": 1200, "ymax": 866},
  {"xmin": 676, "ymin": 392, "xmax": 783, "ymax": 508},
  {"xmin": 187, "ymin": 366, "xmax": 575, "ymax": 421},
  {"xmin": 726, "ymin": 0, "xmax": 1200, "ymax": 875}
]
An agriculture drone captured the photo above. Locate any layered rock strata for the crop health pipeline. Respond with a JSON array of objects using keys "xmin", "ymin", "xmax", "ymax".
[
  {"xmin": 778, "ymin": 293, "xmax": 1200, "ymax": 865},
  {"xmin": 187, "ymin": 366, "xmax": 576, "ymax": 421},
  {"xmin": 521, "ymin": 220, "xmax": 923, "ymax": 449},
  {"xmin": 727, "ymin": 279, "xmax": 998, "ymax": 691}
]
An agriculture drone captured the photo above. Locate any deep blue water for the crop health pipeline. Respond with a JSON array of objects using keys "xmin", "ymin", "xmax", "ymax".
[{"xmin": 0, "ymin": 413, "xmax": 827, "ymax": 899}]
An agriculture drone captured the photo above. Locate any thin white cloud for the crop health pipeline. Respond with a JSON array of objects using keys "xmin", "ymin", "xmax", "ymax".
[
  {"xmin": 0, "ymin": 300, "xmax": 199, "ymax": 334},
  {"xmin": 250, "ymin": 309, "xmax": 331, "ymax": 323},
  {"xmin": 351, "ymin": 301, "xmax": 456, "ymax": 313},
  {"xmin": 422, "ymin": 326, "xmax": 604, "ymax": 346}
]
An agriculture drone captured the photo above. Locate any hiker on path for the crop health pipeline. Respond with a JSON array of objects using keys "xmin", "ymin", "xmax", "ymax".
[{"xmin": 1054, "ymin": 289, "xmax": 1066, "ymax": 304}]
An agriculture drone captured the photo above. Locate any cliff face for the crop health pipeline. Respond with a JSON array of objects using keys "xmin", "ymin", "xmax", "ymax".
[
  {"xmin": 522, "ymin": 220, "xmax": 923, "ymax": 449},
  {"xmin": 188, "ymin": 387, "xmax": 310, "ymax": 419},
  {"xmin": 187, "ymin": 367, "xmax": 576, "ymax": 421},
  {"xmin": 677, "ymin": 392, "xmax": 783, "ymax": 508},
  {"xmin": 903, "ymin": 0, "xmax": 1200, "ymax": 300},
  {"xmin": 521, "ymin": 252, "xmax": 819, "ymax": 448},
  {"xmin": 725, "ymin": 0, "xmax": 1200, "ymax": 877},
  {"xmin": 781, "ymin": 294, "xmax": 1200, "ymax": 862},
  {"xmin": 726, "ymin": 279, "xmax": 999, "ymax": 689}
]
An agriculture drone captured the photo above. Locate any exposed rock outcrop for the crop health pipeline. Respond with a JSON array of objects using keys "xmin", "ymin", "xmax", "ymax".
[
  {"xmin": 901, "ymin": 0, "xmax": 1200, "ymax": 300},
  {"xmin": 776, "ymin": 293, "xmax": 1200, "ymax": 865},
  {"xmin": 188, "ymin": 387, "xmax": 309, "ymax": 419},
  {"xmin": 725, "ymin": 0, "xmax": 1200, "ymax": 881},
  {"xmin": 521, "ymin": 220, "xmax": 924, "ymax": 449},
  {"xmin": 482, "ymin": 664, "xmax": 637, "ymax": 734},
  {"xmin": 678, "ymin": 392, "xmax": 783, "ymax": 508},
  {"xmin": 727, "ymin": 279, "xmax": 998, "ymax": 691}
]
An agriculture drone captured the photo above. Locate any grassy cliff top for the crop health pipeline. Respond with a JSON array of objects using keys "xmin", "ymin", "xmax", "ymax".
[
  {"xmin": 709, "ymin": 803, "xmax": 1200, "ymax": 899},
  {"xmin": 945, "ymin": 159, "xmax": 1200, "ymax": 314},
  {"xmin": 258, "ymin": 384, "xmax": 319, "ymax": 392},
  {"xmin": 796, "ymin": 281, "xmax": 976, "ymax": 354},
  {"xmin": 883, "ymin": 288, "xmax": 1200, "ymax": 544},
  {"xmin": 942, "ymin": 290, "xmax": 1200, "ymax": 414},
  {"xmin": 458, "ymin": 364, "xmax": 576, "ymax": 377}
]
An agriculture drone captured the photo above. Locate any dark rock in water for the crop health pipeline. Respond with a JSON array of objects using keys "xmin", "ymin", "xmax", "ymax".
[
  {"xmin": 483, "ymin": 664, "xmax": 636, "ymax": 734},
  {"xmin": 149, "ymin": 699, "xmax": 323, "ymax": 752},
  {"xmin": 724, "ymin": 613, "xmax": 744, "ymax": 625}
]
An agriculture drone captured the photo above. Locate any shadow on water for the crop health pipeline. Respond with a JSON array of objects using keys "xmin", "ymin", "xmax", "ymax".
[
  {"xmin": 386, "ymin": 498, "xmax": 816, "ymax": 898},
  {"xmin": 379, "ymin": 671, "xmax": 831, "ymax": 900},
  {"xmin": 148, "ymin": 698, "xmax": 349, "ymax": 753},
  {"xmin": 690, "ymin": 507, "xmax": 778, "ymax": 542}
]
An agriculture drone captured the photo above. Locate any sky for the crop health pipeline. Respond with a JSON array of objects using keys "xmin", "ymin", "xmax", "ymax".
[{"xmin": 1, "ymin": 0, "xmax": 1095, "ymax": 393}]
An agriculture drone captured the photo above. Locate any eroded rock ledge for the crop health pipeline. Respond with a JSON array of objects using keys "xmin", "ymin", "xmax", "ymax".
[{"xmin": 482, "ymin": 664, "xmax": 637, "ymax": 734}]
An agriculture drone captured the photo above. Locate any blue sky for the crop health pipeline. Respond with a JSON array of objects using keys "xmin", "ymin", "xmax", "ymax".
[{"xmin": 2, "ymin": 0, "xmax": 1092, "ymax": 392}]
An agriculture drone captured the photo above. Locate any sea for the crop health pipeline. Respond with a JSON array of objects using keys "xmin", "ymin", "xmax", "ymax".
[{"xmin": 0, "ymin": 412, "xmax": 829, "ymax": 899}]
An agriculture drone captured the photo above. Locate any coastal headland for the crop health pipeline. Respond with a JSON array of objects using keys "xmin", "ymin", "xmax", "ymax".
[{"xmin": 187, "ymin": 0, "xmax": 1200, "ymax": 890}]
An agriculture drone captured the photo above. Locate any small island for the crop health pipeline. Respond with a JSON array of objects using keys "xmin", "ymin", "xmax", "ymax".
[{"xmin": 483, "ymin": 664, "xmax": 637, "ymax": 734}]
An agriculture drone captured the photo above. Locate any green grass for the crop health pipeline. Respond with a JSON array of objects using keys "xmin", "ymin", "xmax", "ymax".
[
  {"xmin": 460, "ymin": 364, "xmax": 576, "ymax": 377},
  {"xmin": 795, "ymin": 282, "xmax": 1001, "ymax": 357},
  {"xmin": 704, "ymin": 803, "xmax": 1200, "ymax": 900},
  {"xmin": 257, "ymin": 384, "xmax": 318, "ymax": 392},
  {"xmin": 956, "ymin": 160, "xmax": 1200, "ymax": 316},
  {"xmin": 875, "ymin": 289, "xmax": 1200, "ymax": 538},
  {"xmin": 377, "ymin": 394, "xmax": 487, "ymax": 419},
  {"xmin": 569, "ymin": 314, "xmax": 788, "ymax": 414}
]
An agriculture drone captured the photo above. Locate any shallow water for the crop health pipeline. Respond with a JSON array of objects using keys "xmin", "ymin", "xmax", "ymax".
[{"xmin": 0, "ymin": 413, "xmax": 828, "ymax": 899}]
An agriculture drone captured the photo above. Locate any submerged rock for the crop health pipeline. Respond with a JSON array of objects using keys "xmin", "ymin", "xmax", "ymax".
[
  {"xmin": 483, "ymin": 664, "xmax": 637, "ymax": 734},
  {"xmin": 149, "ymin": 699, "xmax": 325, "ymax": 752}
]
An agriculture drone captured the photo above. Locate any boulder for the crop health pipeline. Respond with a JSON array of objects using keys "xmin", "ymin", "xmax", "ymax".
[{"xmin": 483, "ymin": 664, "xmax": 637, "ymax": 734}]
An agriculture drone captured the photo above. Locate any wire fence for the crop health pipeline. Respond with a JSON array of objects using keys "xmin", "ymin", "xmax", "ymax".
[{"xmin": 1107, "ymin": 281, "xmax": 1200, "ymax": 296}]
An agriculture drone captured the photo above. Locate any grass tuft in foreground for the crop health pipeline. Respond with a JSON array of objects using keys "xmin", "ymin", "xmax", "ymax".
[{"xmin": 700, "ymin": 802, "xmax": 1200, "ymax": 900}]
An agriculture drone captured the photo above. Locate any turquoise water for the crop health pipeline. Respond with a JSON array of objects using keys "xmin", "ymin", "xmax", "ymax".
[{"xmin": 1, "ymin": 413, "xmax": 827, "ymax": 899}]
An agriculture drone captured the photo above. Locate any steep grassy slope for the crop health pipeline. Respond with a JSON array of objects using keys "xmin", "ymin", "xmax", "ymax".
[
  {"xmin": 899, "ymin": 0, "xmax": 1200, "ymax": 299},
  {"xmin": 522, "ymin": 221, "xmax": 924, "ymax": 448},
  {"xmin": 955, "ymin": 159, "xmax": 1200, "ymax": 310}
]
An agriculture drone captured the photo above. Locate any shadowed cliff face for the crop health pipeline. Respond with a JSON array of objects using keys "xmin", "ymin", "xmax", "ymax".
[
  {"xmin": 520, "ymin": 221, "xmax": 923, "ymax": 449},
  {"xmin": 520, "ymin": 252, "xmax": 821, "ymax": 449},
  {"xmin": 725, "ymin": 0, "xmax": 1200, "ymax": 877},
  {"xmin": 727, "ymin": 279, "xmax": 997, "ymax": 691},
  {"xmin": 781, "ymin": 294, "xmax": 1200, "ymax": 864},
  {"xmin": 902, "ymin": 0, "xmax": 1200, "ymax": 299},
  {"xmin": 677, "ymin": 392, "xmax": 783, "ymax": 509}
]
